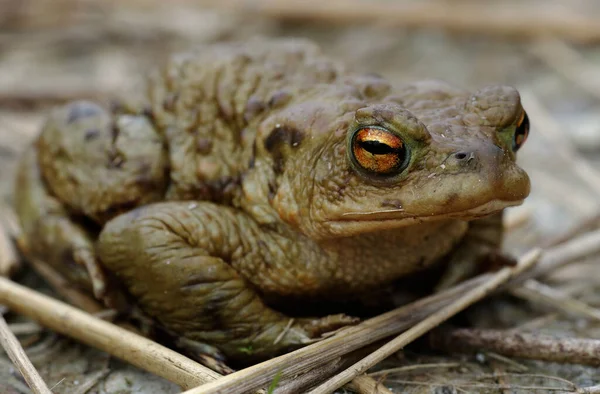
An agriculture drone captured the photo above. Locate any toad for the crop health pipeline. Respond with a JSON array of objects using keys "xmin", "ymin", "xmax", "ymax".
[{"xmin": 14, "ymin": 38, "xmax": 530, "ymax": 362}]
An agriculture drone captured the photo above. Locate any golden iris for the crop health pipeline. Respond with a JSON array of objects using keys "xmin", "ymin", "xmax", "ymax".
[{"xmin": 352, "ymin": 127, "xmax": 407, "ymax": 175}]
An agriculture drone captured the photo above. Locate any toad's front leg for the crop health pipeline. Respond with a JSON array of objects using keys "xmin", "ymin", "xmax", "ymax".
[{"xmin": 97, "ymin": 202, "xmax": 356, "ymax": 361}]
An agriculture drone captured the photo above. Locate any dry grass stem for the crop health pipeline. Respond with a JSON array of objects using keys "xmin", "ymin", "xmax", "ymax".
[
  {"xmin": 486, "ymin": 352, "xmax": 529, "ymax": 372},
  {"xmin": 72, "ymin": 369, "xmax": 110, "ymax": 394},
  {"xmin": 511, "ymin": 279, "xmax": 600, "ymax": 321},
  {"xmin": 203, "ymin": 0, "xmax": 600, "ymax": 43},
  {"xmin": 368, "ymin": 362, "xmax": 461, "ymax": 377},
  {"xmin": 306, "ymin": 249, "xmax": 541, "ymax": 394},
  {"xmin": 430, "ymin": 328, "xmax": 600, "ymax": 367},
  {"xmin": 0, "ymin": 277, "xmax": 221, "ymax": 390},
  {"xmin": 346, "ymin": 374, "xmax": 394, "ymax": 394},
  {"xmin": 0, "ymin": 312, "xmax": 51, "ymax": 393}
]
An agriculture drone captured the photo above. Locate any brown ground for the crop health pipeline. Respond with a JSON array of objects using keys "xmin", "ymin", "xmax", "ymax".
[{"xmin": 1, "ymin": 1, "xmax": 600, "ymax": 393}]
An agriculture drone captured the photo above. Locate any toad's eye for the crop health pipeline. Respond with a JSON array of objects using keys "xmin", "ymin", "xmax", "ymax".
[
  {"xmin": 351, "ymin": 127, "xmax": 408, "ymax": 175},
  {"xmin": 513, "ymin": 111, "xmax": 530, "ymax": 151}
]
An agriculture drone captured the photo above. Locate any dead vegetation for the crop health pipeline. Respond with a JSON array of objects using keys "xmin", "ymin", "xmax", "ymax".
[{"xmin": 1, "ymin": 1, "xmax": 600, "ymax": 393}]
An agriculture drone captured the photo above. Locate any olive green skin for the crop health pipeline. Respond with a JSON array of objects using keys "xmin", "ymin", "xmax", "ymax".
[{"xmin": 14, "ymin": 38, "xmax": 530, "ymax": 361}]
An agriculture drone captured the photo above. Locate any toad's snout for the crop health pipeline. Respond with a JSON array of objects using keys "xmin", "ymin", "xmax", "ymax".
[{"xmin": 442, "ymin": 141, "xmax": 530, "ymax": 203}]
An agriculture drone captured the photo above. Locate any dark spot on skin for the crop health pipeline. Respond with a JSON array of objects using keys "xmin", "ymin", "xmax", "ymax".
[
  {"xmin": 268, "ymin": 90, "xmax": 293, "ymax": 108},
  {"xmin": 380, "ymin": 199, "xmax": 403, "ymax": 209},
  {"xmin": 248, "ymin": 142, "xmax": 257, "ymax": 169},
  {"xmin": 84, "ymin": 128, "xmax": 101, "ymax": 141},
  {"xmin": 272, "ymin": 155, "xmax": 285, "ymax": 175},
  {"xmin": 67, "ymin": 102, "xmax": 102, "ymax": 124},
  {"xmin": 264, "ymin": 125, "xmax": 305, "ymax": 174},
  {"xmin": 194, "ymin": 175, "xmax": 241, "ymax": 203},
  {"xmin": 267, "ymin": 179, "xmax": 277, "ymax": 201},
  {"xmin": 196, "ymin": 138, "xmax": 213, "ymax": 154},
  {"xmin": 243, "ymin": 95, "xmax": 266, "ymax": 123},
  {"xmin": 257, "ymin": 240, "xmax": 267, "ymax": 249},
  {"xmin": 445, "ymin": 192, "xmax": 459, "ymax": 206}
]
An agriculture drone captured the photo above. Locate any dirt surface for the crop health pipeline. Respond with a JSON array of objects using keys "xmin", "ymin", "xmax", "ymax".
[{"xmin": 1, "ymin": 1, "xmax": 600, "ymax": 393}]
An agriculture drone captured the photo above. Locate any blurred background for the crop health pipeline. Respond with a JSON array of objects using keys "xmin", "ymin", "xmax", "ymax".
[{"xmin": 1, "ymin": 1, "xmax": 600, "ymax": 393}]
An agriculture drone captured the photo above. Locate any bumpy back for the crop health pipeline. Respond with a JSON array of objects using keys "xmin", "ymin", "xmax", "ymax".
[{"xmin": 144, "ymin": 38, "xmax": 347, "ymax": 203}]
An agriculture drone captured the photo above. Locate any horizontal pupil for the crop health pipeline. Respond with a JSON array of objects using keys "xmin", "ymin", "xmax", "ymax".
[{"xmin": 359, "ymin": 140, "xmax": 397, "ymax": 155}]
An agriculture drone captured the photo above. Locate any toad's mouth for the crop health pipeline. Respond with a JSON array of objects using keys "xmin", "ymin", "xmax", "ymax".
[
  {"xmin": 337, "ymin": 199, "xmax": 522, "ymax": 222},
  {"xmin": 323, "ymin": 199, "xmax": 523, "ymax": 237}
]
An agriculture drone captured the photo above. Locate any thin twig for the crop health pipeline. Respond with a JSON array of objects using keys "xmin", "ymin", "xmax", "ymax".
[
  {"xmin": 306, "ymin": 249, "xmax": 541, "ymax": 394},
  {"xmin": 72, "ymin": 369, "xmax": 111, "ymax": 394},
  {"xmin": 511, "ymin": 279, "xmax": 600, "ymax": 322},
  {"xmin": 0, "ymin": 311, "xmax": 51, "ymax": 394},
  {"xmin": 384, "ymin": 378, "xmax": 577, "ymax": 392},
  {"xmin": 0, "ymin": 277, "xmax": 221, "ymax": 390},
  {"xmin": 345, "ymin": 374, "xmax": 394, "ymax": 394},
  {"xmin": 272, "ymin": 318, "xmax": 294, "ymax": 345},
  {"xmin": 202, "ymin": 0, "xmax": 600, "ymax": 43},
  {"xmin": 368, "ymin": 362, "xmax": 461, "ymax": 377},
  {"xmin": 430, "ymin": 328, "xmax": 600, "ymax": 367},
  {"xmin": 486, "ymin": 352, "xmax": 529, "ymax": 373}
]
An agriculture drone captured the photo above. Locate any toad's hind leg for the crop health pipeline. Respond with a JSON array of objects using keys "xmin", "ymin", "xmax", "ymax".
[
  {"xmin": 15, "ymin": 147, "xmax": 108, "ymax": 300},
  {"xmin": 14, "ymin": 100, "xmax": 168, "ymax": 303},
  {"xmin": 97, "ymin": 202, "xmax": 356, "ymax": 361}
]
